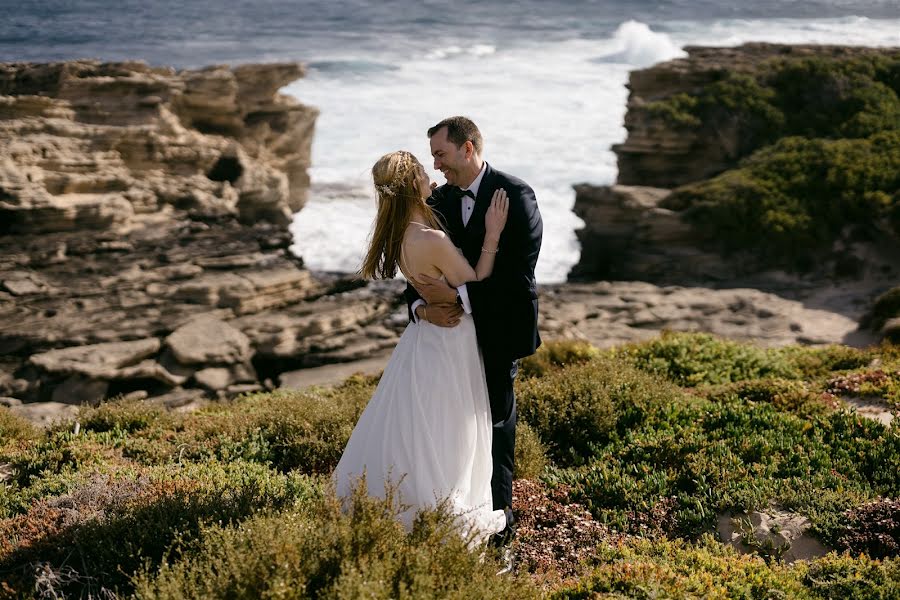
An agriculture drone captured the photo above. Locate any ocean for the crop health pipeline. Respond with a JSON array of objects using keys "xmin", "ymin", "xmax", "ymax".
[{"xmin": 2, "ymin": 1, "xmax": 899, "ymax": 282}]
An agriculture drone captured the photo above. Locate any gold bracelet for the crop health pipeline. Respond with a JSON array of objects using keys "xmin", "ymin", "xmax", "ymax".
[{"xmin": 481, "ymin": 246, "xmax": 499, "ymax": 254}]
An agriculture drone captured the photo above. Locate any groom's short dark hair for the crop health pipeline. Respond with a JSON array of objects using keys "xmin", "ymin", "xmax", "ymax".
[{"xmin": 428, "ymin": 116, "xmax": 483, "ymax": 155}]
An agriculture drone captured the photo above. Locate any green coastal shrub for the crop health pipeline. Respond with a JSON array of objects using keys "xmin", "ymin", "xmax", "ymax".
[
  {"xmin": 68, "ymin": 374, "xmax": 379, "ymax": 474},
  {"xmin": 549, "ymin": 393, "xmax": 899, "ymax": 541},
  {"xmin": 803, "ymin": 553, "xmax": 900, "ymax": 599},
  {"xmin": 620, "ymin": 331, "xmax": 798, "ymax": 386},
  {"xmin": 0, "ymin": 406, "xmax": 35, "ymax": 450},
  {"xmin": 702, "ymin": 377, "xmax": 839, "ymax": 417},
  {"xmin": 775, "ymin": 344, "xmax": 873, "ymax": 378},
  {"xmin": 622, "ymin": 332, "xmax": 875, "ymax": 389},
  {"xmin": 519, "ymin": 339, "xmax": 602, "ymax": 379},
  {"xmin": 665, "ymin": 132, "xmax": 900, "ymax": 264},
  {"xmin": 770, "ymin": 56, "xmax": 900, "ymax": 139},
  {"xmin": 645, "ymin": 72, "xmax": 785, "ymax": 151},
  {"xmin": 132, "ymin": 483, "xmax": 539, "ymax": 600},
  {"xmin": 79, "ymin": 396, "xmax": 174, "ymax": 433},
  {"xmin": 9, "ymin": 428, "xmax": 116, "ymax": 485},
  {"xmin": 648, "ymin": 55, "xmax": 900, "ymax": 146},
  {"xmin": 4, "ymin": 336, "xmax": 899, "ymax": 597},
  {"xmin": 861, "ymin": 285, "xmax": 900, "ymax": 332},
  {"xmin": 0, "ymin": 378, "xmax": 376, "ymax": 520},
  {"xmin": 643, "ymin": 53, "xmax": 900, "ymax": 269},
  {"xmin": 516, "ymin": 356, "xmax": 685, "ymax": 467},
  {"xmin": 515, "ymin": 421, "xmax": 548, "ymax": 479},
  {"xmin": 551, "ymin": 536, "xmax": 814, "ymax": 599},
  {"xmin": 552, "ymin": 536, "xmax": 900, "ymax": 599}
]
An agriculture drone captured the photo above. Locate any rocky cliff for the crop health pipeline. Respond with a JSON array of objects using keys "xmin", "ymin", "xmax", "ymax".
[
  {"xmin": 570, "ymin": 43, "xmax": 900, "ymax": 299},
  {"xmin": 0, "ymin": 61, "xmax": 406, "ymax": 412}
]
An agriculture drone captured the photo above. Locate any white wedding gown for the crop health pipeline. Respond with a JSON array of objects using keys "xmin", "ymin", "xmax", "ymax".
[{"xmin": 332, "ymin": 276, "xmax": 507, "ymax": 542}]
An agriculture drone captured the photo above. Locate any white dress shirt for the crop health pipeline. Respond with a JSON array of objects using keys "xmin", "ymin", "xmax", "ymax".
[{"xmin": 412, "ymin": 162, "xmax": 487, "ymax": 322}]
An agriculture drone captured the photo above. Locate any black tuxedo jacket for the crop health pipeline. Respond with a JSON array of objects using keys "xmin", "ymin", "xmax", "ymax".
[{"xmin": 405, "ymin": 162, "xmax": 542, "ymax": 362}]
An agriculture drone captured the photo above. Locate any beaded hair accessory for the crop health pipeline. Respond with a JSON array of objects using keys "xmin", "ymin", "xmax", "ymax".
[{"xmin": 375, "ymin": 152, "xmax": 415, "ymax": 198}]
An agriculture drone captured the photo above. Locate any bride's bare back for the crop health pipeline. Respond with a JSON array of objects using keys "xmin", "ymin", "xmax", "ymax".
[
  {"xmin": 399, "ymin": 189, "xmax": 508, "ymax": 288},
  {"xmin": 399, "ymin": 223, "xmax": 473, "ymax": 287}
]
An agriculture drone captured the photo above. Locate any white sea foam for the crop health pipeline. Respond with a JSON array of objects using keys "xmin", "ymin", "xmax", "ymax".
[
  {"xmin": 426, "ymin": 44, "xmax": 497, "ymax": 60},
  {"xmin": 593, "ymin": 20, "xmax": 688, "ymax": 67},
  {"xmin": 288, "ymin": 17, "xmax": 900, "ymax": 282}
]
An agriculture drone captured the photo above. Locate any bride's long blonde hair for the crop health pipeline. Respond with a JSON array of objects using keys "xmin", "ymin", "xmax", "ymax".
[{"xmin": 360, "ymin": 151, "xmax": 444, "ymax": 279}]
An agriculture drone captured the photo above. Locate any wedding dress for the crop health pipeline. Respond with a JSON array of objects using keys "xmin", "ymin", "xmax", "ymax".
[{"xmin": 332, "ymin": 228, "xmax": 506, "ymax": 542}]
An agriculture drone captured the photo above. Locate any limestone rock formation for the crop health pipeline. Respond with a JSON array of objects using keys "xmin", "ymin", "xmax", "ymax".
[
  {"xmin": 0, "ymin": 60, "xmax": 403, "ymax": 411},
  {"xmin": 569, "ymin": 184, "xmax": 730, "ymax": 282},
  {"xmin": 0, "ymin": 59, "xmax": 317, "ymax": 234}
]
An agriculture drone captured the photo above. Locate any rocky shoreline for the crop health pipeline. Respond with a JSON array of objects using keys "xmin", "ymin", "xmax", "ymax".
[{"xmin": 2, "ymin": 48, "xmax": 897, "ymax": 426}]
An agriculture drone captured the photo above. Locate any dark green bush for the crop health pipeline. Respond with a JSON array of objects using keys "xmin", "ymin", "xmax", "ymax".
[
  {"xmin": 666, "ymin": 132, "xmax": 900, "ymax": 264},
  {"xmin": 645, "ymin": 53, "xmax": 900, "ymax": 269},
  {"xmin": 516, "ymin": 356, "xmax": 685, "ymax": 467},
  {"xmin": 649, "ymin": 55, "xmax": 900, "ymax": 147},
  {"xmin": 769, "ymin": 56, "xmax": 900, "ymax": 139}
]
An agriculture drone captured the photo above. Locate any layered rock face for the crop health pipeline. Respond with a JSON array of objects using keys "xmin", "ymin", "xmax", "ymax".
[
  {"xmin": 570, "ymin": 43, "xmax": 900, "ymax": 287},
  {"xmin": 0, "ymin": 60, "xmax": 317, "ymax": 232},
  {"xmin": 0, "ymin": 61, "xmax": 405, "ymax": 410}
]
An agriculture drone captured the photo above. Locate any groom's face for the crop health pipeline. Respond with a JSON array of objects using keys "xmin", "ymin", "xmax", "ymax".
[{"xmin": 429, "ymin": 127, "xmax": 469, "ymax": 187}]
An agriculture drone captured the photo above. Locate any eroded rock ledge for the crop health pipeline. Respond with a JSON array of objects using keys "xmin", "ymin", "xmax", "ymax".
[
  {"xmin": 0, "ymin": 61, "xmax": 405, "ymax": 411},
  {"xmin": 0, "ymin": 60, "xmax": 317, "ymax": 232}
]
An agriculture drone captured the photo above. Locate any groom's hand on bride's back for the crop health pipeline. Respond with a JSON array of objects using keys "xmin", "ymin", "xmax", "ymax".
[
  {"xmin": 416, "ymin": 303, "xmax": 462, "ymax": 327},
  {"xmin": 412, "ymin": 274, "xmax": 457, "ymax": 304}
]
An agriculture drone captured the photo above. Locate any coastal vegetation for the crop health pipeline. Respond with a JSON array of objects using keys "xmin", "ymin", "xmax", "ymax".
[
  {"xmin": 645, "ymin": 53, "xmax": 900, "ymax": 267},
  {"xmin": 2, "ymin": 336, "xmax": 898, "ymax": 598}
]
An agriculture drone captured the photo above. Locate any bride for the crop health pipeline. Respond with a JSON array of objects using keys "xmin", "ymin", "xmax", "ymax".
[{"xmin": 332, "ymin": 150, "xmax": 509, "ymax": 541}]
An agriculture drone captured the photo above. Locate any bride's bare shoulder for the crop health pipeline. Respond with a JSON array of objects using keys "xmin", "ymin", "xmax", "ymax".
[{"xmin": 408, "ymin": 227, "xmax": 449, "ymax": 246}]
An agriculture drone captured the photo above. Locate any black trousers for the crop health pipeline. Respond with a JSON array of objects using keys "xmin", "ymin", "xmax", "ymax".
[{"xmin": 484, "ymin": 354, "xmax": 518, "ymax": 531}]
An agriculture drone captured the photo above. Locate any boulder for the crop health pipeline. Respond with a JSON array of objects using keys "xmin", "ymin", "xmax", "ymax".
[
  {"xmin": 165, "ymin": 315, "xmax": 252, "ymax": 365},
  {"xmin": 718, "ymin": 509, "xmax": 831, "ymax": 563}
]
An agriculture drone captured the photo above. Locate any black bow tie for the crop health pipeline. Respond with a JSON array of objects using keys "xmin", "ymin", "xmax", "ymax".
[{"xmin": 458, "ymin": 188, "xmax": 475, "ymax": 200}]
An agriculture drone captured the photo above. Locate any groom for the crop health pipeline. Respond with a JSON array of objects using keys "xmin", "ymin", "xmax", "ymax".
[{"xmin": 406, "ymin": 116, "xmax": 543, "ymax": 559}]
